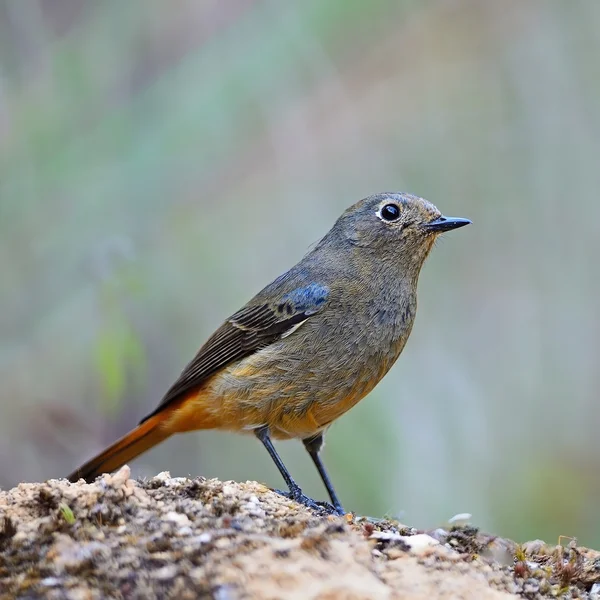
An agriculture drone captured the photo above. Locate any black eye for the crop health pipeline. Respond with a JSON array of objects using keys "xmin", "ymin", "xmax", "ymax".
[{"xmin": 380, "ymin": 203, "xmax": 400, "ymax": 222}]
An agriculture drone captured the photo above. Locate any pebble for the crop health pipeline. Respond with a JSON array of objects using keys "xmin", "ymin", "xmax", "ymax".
[
  {"xmin": 164, "ymin": 511, "xmax": 191, "ymax": 527},
  {"xmin": 448, "ymin": 513, "xmax": 472, "ymax": 526},
  {"xmin": 152, "ymin": 565, "xmax": 179, "ymax": 580},
  {"xmin": 222, "ymin": 485, "xmax": 236, "ymax": 496},
  {"xmin": 370, "ymin": 531, "xmax": 440, "ymax": 555}
]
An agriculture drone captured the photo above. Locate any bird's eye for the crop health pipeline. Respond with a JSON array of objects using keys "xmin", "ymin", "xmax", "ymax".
[{"xmin": 379, "ymin": 203, "xmax": 401, "ymax": 222}]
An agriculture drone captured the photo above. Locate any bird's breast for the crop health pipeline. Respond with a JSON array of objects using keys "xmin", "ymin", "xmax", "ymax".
[{"xmin": 204, "ymin": 288, "xmax": 417, "ymax": 439}]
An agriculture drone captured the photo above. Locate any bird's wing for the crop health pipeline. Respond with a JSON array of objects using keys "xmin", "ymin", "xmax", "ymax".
[{"xmin": 139, "ymin": 282, "xmax": 329, "ymax": 423}]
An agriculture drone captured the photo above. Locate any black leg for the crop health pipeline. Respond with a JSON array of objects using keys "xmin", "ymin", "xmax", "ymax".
[
  {"xmin": 303, "ymin": 433, "xmax": 345, "ymax": 515},
  {"xmin": 254, "ymin": 426, "xmax": 337, "ymax": 515},
  {"xmin": 254, "ymin": 426, "xmax": 302, "ymax": 496}
]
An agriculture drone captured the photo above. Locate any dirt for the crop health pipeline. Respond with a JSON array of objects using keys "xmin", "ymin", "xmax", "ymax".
[{"xmin": 1, "ymin": 467, "xmax": 599, "ymax": 599}]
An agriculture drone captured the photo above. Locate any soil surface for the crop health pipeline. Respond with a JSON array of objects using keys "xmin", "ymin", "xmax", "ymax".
[{"xmin": 1, "ymin": 466, "xmax": 599, "ymax": 599}]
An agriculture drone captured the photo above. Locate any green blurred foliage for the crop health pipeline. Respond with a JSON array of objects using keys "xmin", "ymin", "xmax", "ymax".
[
  {"xmin": 94, "ymin": 269, "xmax": 147, "ymax": 416},
  {"xmin": 1, "ymin": 0, "xmax": 600, "ymax": 546}
]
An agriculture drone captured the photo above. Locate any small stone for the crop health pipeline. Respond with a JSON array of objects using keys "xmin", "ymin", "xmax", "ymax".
[
  {"xmin": 188, "ymin": 567, "xmax": 206, "ymax": 582},
  {"xmin": 244, "ymin": 502, "xmax": 265, "ymax": 517},
  {"xmin": 448, "ymin": 513, "xmax": 472, "ymax": 526},
  {"xmin": 428, "ymin": 528, "xmax": 448, "ymax": 542},
  {"xmin": 222, "ymin": 485, "xmax": 236, "ymax": 496},
  {"xmin": 370, "ymin": 531, "xmax": 400, "ymax": 541},
  {"xmin": 169, "ymin": 477, "xmax": 189, "ymax": 485},
  {"xmin": 522, "ymin": 578, "xmax": 540, "ymax": 595},
  {"xmin": 67, "ymin": 588, "xmax": 95, "ymax": 600},
  {"xmin": 188, "ymin": 532, "xmax": 212, "ymax": 545},
  {"xmin": 370, "ymin": 531, "xmax": 439, "ymax": 555},
  {"xmin": 151, "ymin": 472, "xmax": 172, "ymax": 484},
  {"xmin": 152, "ymin": 565, "xmax": 178, "ymax": 580},
  {"xmin": 213, "ymin": 584, "xmax": 238, "ymax": 600},
  {"xmin": 164, "ymin": 511, "xmax": 191, "ymax": 527},
  {"xmin": 104, "ymin": 465, "xmax": 131, "ymax": 487},
  {"xmin": 522, "ymin": 539, "xmax": 548, "ymax": 555},
  {"xmin": 11, "ymin": 531, "xmax": 28, "ymax": 544},
  {"xmin": 405, "ymin": 534, "xmax": 441, "ymax": 554},
  {"xmin": 387, "ymin": 548, "xmax": 405, "ymax": 560}
]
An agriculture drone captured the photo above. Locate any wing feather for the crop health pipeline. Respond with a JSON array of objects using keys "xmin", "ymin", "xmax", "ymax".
[{"xmin": 139, "ymin": 283, "xmax": 329, "ymax": 423}]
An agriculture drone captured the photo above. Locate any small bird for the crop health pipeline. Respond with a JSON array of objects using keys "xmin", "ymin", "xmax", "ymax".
[{"xmin": 68, "ymin": 192, "xmax": 470, "ymax": 514}]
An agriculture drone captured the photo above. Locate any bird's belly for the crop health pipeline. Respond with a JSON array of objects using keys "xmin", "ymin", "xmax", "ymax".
[{"xmin": 203, "ymin": 333, "xmax": 407, "ymax": 439}]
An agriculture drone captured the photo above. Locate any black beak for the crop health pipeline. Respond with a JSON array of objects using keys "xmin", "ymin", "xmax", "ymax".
[{"xmin": 425, "ymin": 215, "xmax": 471, "ymax": 232}]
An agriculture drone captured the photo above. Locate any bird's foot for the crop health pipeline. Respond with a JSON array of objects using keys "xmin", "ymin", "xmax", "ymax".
[
  {"xmin": 274, "ymin": 488, "xmax": 344, "ymax": 516},
  {"xmin": 315, "ymin": 499, "xmax": 346, "ymax": 517}
]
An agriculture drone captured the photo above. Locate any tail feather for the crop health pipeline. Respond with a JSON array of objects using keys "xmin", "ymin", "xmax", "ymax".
[{"xmin": 67, "ymin": 413, "xmax": 171, "ymax": 483}]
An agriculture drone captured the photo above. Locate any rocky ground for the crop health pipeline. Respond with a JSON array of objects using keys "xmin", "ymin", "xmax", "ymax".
[{"xmin": 1, "ymin": 467, "xmax": 600, "ymax": 599}]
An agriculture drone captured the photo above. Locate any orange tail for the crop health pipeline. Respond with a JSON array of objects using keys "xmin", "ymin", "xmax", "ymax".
[{"xmin": 67, "ymin": 412, "xmax": 171, "ymax": 483}]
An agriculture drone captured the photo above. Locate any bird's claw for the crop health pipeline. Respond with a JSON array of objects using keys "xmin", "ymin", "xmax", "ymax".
[
  {"xmin": 273, "ymin": 488, "xmax": 345, "ymax": 516},
  {"xmin": 315, "ymin": 499, "xmax": 346, "ymax": 516}
]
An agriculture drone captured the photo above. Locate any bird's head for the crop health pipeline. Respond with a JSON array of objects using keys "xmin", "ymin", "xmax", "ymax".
[{"xmin": 327, "ymin": 192, "xmax": 470, "ymax": 273}]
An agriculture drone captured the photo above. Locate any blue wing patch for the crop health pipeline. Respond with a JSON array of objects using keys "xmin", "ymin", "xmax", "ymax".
[{"xmin": 279, "ymin": 283, "xmax": 329, "ymax": 316}]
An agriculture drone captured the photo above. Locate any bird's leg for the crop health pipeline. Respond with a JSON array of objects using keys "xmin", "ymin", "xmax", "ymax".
[
  {"xmin": 303, "ymin": 433, "xmax": 345, "ymax": 515},
  {"xmin": 254, "ymin": 426, "xmax": 301, "ymax": 497},
  {"xmin": 254, "ymin": 426, "xmax": 337, "ymax": 515}
]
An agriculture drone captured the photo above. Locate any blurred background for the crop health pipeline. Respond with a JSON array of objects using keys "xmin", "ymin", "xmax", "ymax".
[{"xmin": 2, "ymin": 0, "xmax": 600, "ymax": 546}]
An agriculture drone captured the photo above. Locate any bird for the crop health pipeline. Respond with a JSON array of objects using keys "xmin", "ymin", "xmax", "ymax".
[{"xmin": 67, "ymin": 192, "xmax": 470, "ymax": 515}]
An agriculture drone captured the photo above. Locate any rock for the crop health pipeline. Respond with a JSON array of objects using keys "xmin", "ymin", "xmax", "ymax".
[{"xmin": 0, "ymin": 474, "xmax": 595, "ymax": 599}]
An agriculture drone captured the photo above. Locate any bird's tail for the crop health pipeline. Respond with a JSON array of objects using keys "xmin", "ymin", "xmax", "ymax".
[{"xmin": 67, "ymin": 412, "xmax": 171, "ymax": 483}]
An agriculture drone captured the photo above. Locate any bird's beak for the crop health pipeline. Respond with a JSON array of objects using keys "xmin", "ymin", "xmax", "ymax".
[{"xmin": 425, "ymin": 215, "xmax": 471, "ymax": 232}]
